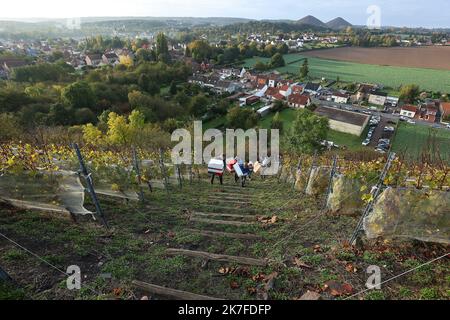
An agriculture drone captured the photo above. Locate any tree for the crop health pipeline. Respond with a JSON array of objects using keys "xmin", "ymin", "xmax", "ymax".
[
  {"xmin": 399, "ymin": 84, "xmax": 420, "ymax": 103},
  {"xmin": 270, "ymin": 53, "xmax": 285, "ymax": 68},
  {"xmin": 188, "ymin": 40, "xmax": 212, "ymax": 62},
  {"xmin": 61, "ymin": 81, "xmax": 96, "ymax": 109},
  {"xmin": 272, "ymin": 100, "xmax": 287, "ymax": 113},
  {"xmin": 0, "ymin": 113, "xmax": 22, "ymax": 142},
  {"xmin": 189, "ymin": 94, "xmax": 209, "ymax": 117},
  {"xmin": 119, "ymin": 55, "xmax": 134, "ymax": 67},
  {"xmin": 284, "ymin": 109, "xmax": 329, "ymax": 155},
  {"xmin": 74, "ymin": 108, "xmax": 97, "ymax": 125},
  {"xmin": 271, "ymin": 112, "xmax": 283, "ymax": 133},
  {"xmin": 169, "ymin": 81, "xmax": 178, "ymax": 95},
  {"xmin": 254, "ymin": 61, "xmax": 268, "ymax": 71},
  {"xmin": 136, "ymin": 48, "xmax": 153, "ymax": 63},
  {"xmin": 226, "ymin": 106, "xmax": 259, "ymax": 130},
  {"xmin": 138, "ymin": 73, "xmax": 150, "ymax": 92},
  {"xmin": 156, "ymin": 33, "xmax": 170, "ymax": 63},
  {"xmin": 300, "ymin": 59, "xmax": 309, "ymax": 79}
]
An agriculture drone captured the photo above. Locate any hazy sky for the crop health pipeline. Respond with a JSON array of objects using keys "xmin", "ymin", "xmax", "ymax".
[{"xmin": 2, "ymin": 0, "xmax": 449, "ymax": 28}]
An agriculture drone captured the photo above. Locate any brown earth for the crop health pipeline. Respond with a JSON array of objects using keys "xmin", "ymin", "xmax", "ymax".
[{"xmin": 303, "ymin": 46, "xmax": 450, "ymax": 71}]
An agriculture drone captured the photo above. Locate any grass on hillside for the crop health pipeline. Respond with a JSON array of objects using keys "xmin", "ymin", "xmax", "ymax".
[
  {"xmin": 204, "ymin": 108, "xmax": 369, "ymax": 152},
  {"xmin": 0, "ymin": 174, "xmax": 448, "ymax": 300},
  {"xmin": 243, "ymin": 53, "xmax": 450, "ymax": 93},
  {"xmin": 391, "ymin": 122, "xmax": 450, "ymax": 162}
]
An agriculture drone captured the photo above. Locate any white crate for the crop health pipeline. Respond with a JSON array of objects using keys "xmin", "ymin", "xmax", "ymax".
[
  {"xmin": 233, "ymin": 163, "xmax": 244, "ymax": 177},
  {"xmin": 208, "ymin": 159, "xmax": 224, "ymax": 175},
  {"xmin": 253, "ymin": 161, "xmax": 262, "ymax": 173}
]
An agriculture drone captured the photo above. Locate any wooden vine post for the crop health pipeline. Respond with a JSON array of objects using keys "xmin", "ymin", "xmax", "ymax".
[{"xmin": 73, "ymin": 143, "xmax": 108, "ymax": 228}]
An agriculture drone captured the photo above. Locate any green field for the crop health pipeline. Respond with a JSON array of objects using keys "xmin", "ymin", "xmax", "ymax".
[
  {"xmin": 391, "ymin": 122, "xmax": 450, "ymax": 162},
  {"xmin": 243, "ymin": 53, "xmax": 450, "ymax": 93}
]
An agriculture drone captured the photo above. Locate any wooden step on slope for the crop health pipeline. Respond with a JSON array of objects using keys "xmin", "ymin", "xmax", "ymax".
[
  {"xmin": 190, "ymin": 217, "xmax": 255, "ymax": 227},
  {"xmin": 185, "ymin": 228, "xmax": 260, "ymax": 240},
  {"xmin": 193, "ymin": 204, "xmax": 265, "ymax": 215},
  {"xmin": 166, "ymin": 248, "xmax": 268, "ymax": 266},
  {"xmin": 132, "ymin": 281, "xmax": 223, "ymax": 300},
  {"xmin": 191, "ymin": 211, "xmax": 258, "ymax": 220},
  {"xmin": 207, "ymin": 196, "xmax": 251, "ymax": 204}
]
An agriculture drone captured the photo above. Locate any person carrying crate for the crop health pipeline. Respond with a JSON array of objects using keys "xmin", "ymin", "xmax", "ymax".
[{"xmin": 208, "ymin": 155, "xmax": 225, "ymax": 185}]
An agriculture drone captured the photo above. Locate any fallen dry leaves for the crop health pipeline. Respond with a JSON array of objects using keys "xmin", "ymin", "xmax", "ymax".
[
  {"xmin": 345, "ymin": 263, "xmax": 358, "ymax": 273},
  {"xmin": 258, "ymin": 215, "xmax": 278, "ymax": 225},
  {"xmin": 293, "ymin": 257, "xmax": 313, "ymax": 269},
  {"xmin": 322, "ymin": 281, "xmax": 353, "ymax": 296}
]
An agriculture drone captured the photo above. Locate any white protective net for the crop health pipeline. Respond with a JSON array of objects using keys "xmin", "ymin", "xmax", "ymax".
[
  {"xmin": 0, "ymin": 170, "xmax": 92, "ymax": 216},
  {"xmin": 364, "ymin": 187, "xmax": 450, "ymax": 244}
]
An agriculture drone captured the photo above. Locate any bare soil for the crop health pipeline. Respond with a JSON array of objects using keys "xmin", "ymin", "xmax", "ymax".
[{"xmin": 303, "ymin": 46, "xmax": 450, "ymax": 71}]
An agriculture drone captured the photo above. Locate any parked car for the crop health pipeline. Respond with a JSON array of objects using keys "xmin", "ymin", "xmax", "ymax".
[
  {"xmin": 375, "ymin": 148, "xmax": 387, "ymax": 154},
  {"xmin": 379, "ymin": 139, "xmax": 390, "ymax": 145},
  {"xmin": 384, "ymin": 126, "xmax": 395, "ymax": 132},
  {"xmin": 362, "ymin": 139, "xmax": 371, "ymax": 146},
  {"xmin": 407, "ymin": 120, "xmax": 416, "ymax": 125}
]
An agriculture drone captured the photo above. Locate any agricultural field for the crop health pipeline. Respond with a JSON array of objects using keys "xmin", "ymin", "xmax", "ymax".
[
  {"xmin": 391, "ymin": 122, "xmax": 450, "ymax": 162},
  {"xmin": 243, "ymin": 53, "xmax": 450, "ymax": 93},
  {"xmin": 302, "ymin": 46, "xmax": 450, "ymax": 71}
]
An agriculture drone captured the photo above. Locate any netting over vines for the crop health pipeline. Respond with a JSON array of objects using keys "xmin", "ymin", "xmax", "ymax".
[
  {"xmin": 364, "ymin": 187, "xmax": 450, "ymax": 244},
  {"xmin": 0, "ymin": 170, "xmax": 92, "ymax": 215}
]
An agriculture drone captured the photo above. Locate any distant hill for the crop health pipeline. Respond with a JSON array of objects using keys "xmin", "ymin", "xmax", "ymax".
[
  {"xmin": 326, "ymin": 17, "xmax": 352, "ymax": 30},
  {"xmin": 296, "ymin": 15, "xmax": 328, "ymax": 29}
]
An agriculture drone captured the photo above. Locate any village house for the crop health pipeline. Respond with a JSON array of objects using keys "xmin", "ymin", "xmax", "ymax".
[
  {"xmin": 400, "ymin": 105, "xmax": 418, "ymax": 118},
  {"xmin": 314, "ymin": 106, "xmax": 370, "ymax": 136},
  {"xmin": 85, "ymin": 54, "xmax": 103, "ymax": 67},
  {"xmin": 288, "ymin": 94, "xmax": 311, "ymax": 109},
  {"xmin": 214, "ymin": 80, "xmax": 240, "ymax": 94},
  {"xmin": 385, "ymin": 96, "xmax": 400, "ymax": 108},
  {"xmin": 355, "ymin": 84, "xmax": 377, "ymax": 101},
  {"xmin": 303, "ymin": 82, "xmax": 322, "ymax": 95},
  {"xmin": 290, "ymin": 84, "xmax": 304, "ymax": 95},
  {"xmin": 440, "ymin": 102, "xmax": 450, "ymax": 124},
  {"xmin": 102, "ymin": 52, "xmax": 120, "ymax": 65},
  {"xmin": 264, "ymin": 87, "xmax": 285, "ymax": 101},
  {"xmin": 368, "ymin": 91, "xmax": 388, "ymax": 106},
  {"xmin": 0, "ymin": 58, "xmax": 29, "ymax": 79},
  {"xmin": 416, "ymin": 102, "xmax": 438, "ymax": 123},
  {"xmin": 331, "ymin": 91, "xmax": 350, "ymax": 104}
]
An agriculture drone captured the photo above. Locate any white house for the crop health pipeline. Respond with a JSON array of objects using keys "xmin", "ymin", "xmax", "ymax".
[
  {"xmin": 400, "ymin": 105, "xmax": 418, "ymax": 118},
  {"xmin": 368, "ymin": 92, "xmax": 388, "ymax": 106},
  {"xmin": 332, "ymin": 92, "xmax": 350, "ymax": 104}
]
